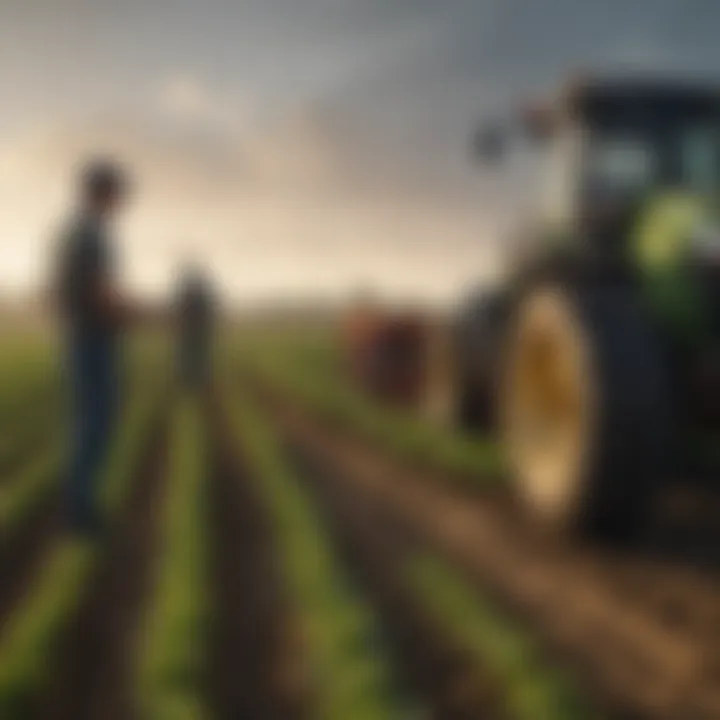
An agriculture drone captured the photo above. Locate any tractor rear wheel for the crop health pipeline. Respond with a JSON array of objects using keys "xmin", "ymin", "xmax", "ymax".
[{"xmin": 500, "ymin": 284, "xmax": 672, "ymax": 542}]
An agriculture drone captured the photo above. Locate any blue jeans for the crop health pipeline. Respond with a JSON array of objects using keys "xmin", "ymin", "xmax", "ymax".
[{"xmin": 67, "ymin": 337, "xmax": 119, "ymax": 531}]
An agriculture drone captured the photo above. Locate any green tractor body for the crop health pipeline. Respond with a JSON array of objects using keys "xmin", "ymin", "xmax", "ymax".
[{"xmin": 457, "ymin": 77, "xmax": 720, "ymax": 540}]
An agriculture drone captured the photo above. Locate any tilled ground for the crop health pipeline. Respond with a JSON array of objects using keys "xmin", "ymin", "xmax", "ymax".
[
  {"xmin": 288, "ymin": 440, "xmax": 511, "ymax": 720},
  {"xmin": 269, "ymin": 396, "xmax": 720, "ymax": 720},
  {"xmin": 37, "ymin": 412, "xmax": 169, "ymax": 720},
  {"xmin": 207, "ymin": 401, "xmax": 307, "ymax": 720},
  {"xmin": 0, "ymin": 491, "xmax": 61, "ymax": 646},
  {"xmin": 0, "ymin": 428, "xmax": 63, "ymax": 641}
]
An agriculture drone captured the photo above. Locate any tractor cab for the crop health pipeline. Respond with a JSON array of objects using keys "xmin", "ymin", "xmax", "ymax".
[
  {"xmin": 462, "ymin": 77, "xmax": 720, "ymax": 542},
  {"xmin": 478, "ymin": 78, "xmax": 720, "ymax": 254}
]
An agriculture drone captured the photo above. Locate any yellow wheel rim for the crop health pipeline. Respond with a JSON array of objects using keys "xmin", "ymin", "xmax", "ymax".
[{"xmin": 502, "ymin": 289, "xmax": 594, "ymax": 524}]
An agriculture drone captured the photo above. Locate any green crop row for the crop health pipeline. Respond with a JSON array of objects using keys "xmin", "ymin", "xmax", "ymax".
[
  {"xmin": 0, "ymin": 337, "xmax": 51, "ymax": 376},
  {"xmin": 407, "ymin": 554, "xmax": 598, "ymax": 720},
  {"xmin": 0, "ymin": 338, "xmax": 56, "ymax": 402},
  {"xmin": 0, "ymin": 328, "xmax": 169, "ymax": 425},
  {"xmin": 230, "ymin": 340, "xmax": 503, "ymax": 487},
  {"xmin": 0, "ymin": 371, "xmax": 59, "ymax": 430},
  {"xmin": 0, "ymin": 393, "xmax": 64, "ymax": 473},
  {"xmin": 0, "ymin": 445, "xmax": 64, "ymax": 538},
  {"xmin": 0, "ymin": 341, "xmax": 170, "ymax": 541},
  {"xmin": 0, "ymin": 367, "xmax": 165, "ymax": 718},
  {"xmin": 137, "ymin": 395, "xmax": 208, "ymax": 720},
  {"xmin": 0, "ymin": 328, "xmax": 167, "ymax": 444},
  {"xmin": 225, "ymin": 387, "xmax": 417, "ymax": 720}
]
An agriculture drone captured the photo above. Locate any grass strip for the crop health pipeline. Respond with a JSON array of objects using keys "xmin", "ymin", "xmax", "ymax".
[
  {"xmin": 234, "ymin": 340, "xmax": 503, "ymax": 486},
  {"xmin": 225, "ymin": 386, "xmax": 418, "ymax": 720},
  {"xmin": 0, "ymin": 404, "xmax": 63, "ymax": 468},
  {"xmin": 407, "ymin": 553, "xmax": 599, "ymax": 720},
  {"xmin": 137, "ymin": 394, "xmax": 208, "ymax": 720},
  {"xmin": 0, "ymin": 369, "xmax": 164, "ymax": 718},
  {"xmin": 0, "ymin": 374, "xmax": 59, "ymax": 430},
  {"xmin": 0, "ymin": 445, "xmax": 64, "ymax": 537},
  {"xmin": 0, "ymin": 343, "xmax": 57, "ymax": 411}
]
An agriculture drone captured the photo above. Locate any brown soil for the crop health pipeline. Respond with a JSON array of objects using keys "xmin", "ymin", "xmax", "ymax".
[
  {"xmin": 36, "ymin": 412, "xmax": 169, "ymax": 720},
  {"xmin": 0, "ymin": 492, "xmax": 61, "ymax": 645},
  {"xmin": 288, "ymin": 440, "xmax": 509, "ymax": 719},
  {"xmin": 0, "ymin": 420, "xmax": 65, "ymax": 642},
  {"xmin": 206, "ymin": 399, "xmax": 307, "ymax": 720},
  {"xmin": 269, "ymin": 395, "xmax": 720, "ymax": 720}
]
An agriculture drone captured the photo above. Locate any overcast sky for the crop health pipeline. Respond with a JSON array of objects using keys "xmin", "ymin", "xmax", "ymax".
[{"xmin": 2, "ymin": 0, "xmax": 720, "ymax": 305}]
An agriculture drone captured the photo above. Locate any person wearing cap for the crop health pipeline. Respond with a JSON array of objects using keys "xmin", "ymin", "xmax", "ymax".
[{"xmin": 55, "ymin": 159, "xmax": 133, "ymax": 534}]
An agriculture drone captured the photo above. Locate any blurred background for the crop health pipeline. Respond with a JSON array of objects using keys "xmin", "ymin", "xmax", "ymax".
[
  {"xmin": 2, "ymin": 0, "xmax": 720, "ymax": 310},
  {"xmin": 3, "ymin": 2, "xmax": 720, "ymax": 719}
]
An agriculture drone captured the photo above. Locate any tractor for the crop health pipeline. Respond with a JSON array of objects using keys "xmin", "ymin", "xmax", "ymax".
[{"xmin": 454, "ymin": 76, "xmax": 720, "ymax": 541}]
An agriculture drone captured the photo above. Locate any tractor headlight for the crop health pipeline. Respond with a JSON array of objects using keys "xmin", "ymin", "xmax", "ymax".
[{"xmin": 692, "ymin": 221, "xmax": 720, "ymax": 262}]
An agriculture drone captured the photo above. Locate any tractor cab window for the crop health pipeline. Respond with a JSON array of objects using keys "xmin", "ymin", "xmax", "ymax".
[
  {"xmin": 680, "ymin": 125, "xmax": 720, "ymax": 193},
  {"xmin": 586, "ymin": 136, "xmax": 657, "ymax": 198},
  {"xmin": 585, "ymin": 103, "xmax": 720, "ymax": 199}
]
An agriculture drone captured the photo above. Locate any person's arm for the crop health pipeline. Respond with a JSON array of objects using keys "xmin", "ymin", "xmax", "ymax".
[
  {"xmin": 93, "ymin": 279, "xmax": 135, "ymax": 329},
  {"xmin": 81, "ymin": 228, "xmax": 138, "ymax": 330}
]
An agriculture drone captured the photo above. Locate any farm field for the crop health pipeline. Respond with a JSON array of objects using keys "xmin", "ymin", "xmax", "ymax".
[{"xmin": 0, "ymin": 328, "xmax": 719, "ymax": 719}]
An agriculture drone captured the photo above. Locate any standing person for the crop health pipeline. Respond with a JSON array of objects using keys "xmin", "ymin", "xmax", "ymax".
[
  {"xmin": 55, "ymin": 159, "xmax": 132, "ymax": 535},
  {"xmin": 176, "ymin": 264, "xmax": 215, "ymax": 390}
]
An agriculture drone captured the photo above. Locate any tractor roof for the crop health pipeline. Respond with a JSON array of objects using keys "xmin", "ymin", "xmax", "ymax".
[
  {"xmin": 562, "ymin": 76, "xmax": 720, "ymax": 115},
  {"xmin": 522, "ymin": 76, "xmax": 720, "ymax": 134}
]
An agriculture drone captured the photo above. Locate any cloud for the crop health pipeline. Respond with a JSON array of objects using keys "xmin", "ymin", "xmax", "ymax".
[
  {"xmin": 158, "ymin": 74, "xmax": 213, "ymax": 121},
  {"xmin": 153, "ymin": 73, "xmax": 250, "ymax": 138},
  {"xmin": 0, "ymin": 109, "xmax": 499, "ymax": 305}
]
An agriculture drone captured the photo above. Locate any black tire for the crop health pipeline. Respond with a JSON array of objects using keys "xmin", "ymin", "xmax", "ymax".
[
  {"xmin": 456, "ymin": 383, "xmax": 493, "ymax": 431},
  {"xmin": 453, "ymin": 289, "xmax": 509, "ymax": 432},
  {"xmin": 501, "ymin": 283, "xmax": 673, "ymax": 544}
]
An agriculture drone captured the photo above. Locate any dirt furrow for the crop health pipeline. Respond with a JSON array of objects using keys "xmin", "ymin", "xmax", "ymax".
[
  {"xmin": 270, "ymin": 397, "xmax": 720, "ymax": 719},
  {"xmin": 37, "ymin": 414, "xmax": 168, "ymax": 720},
  {"xmin": 288, "ymin": 440, "xmax": 510, "ymax": 719},
  {"xmin": 207, "ymin": 402, "xmax": 305, "ymax": 720},
  {"xmin": 0, "ymin": 491, "xmax": 61, "ymax": 644}
]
